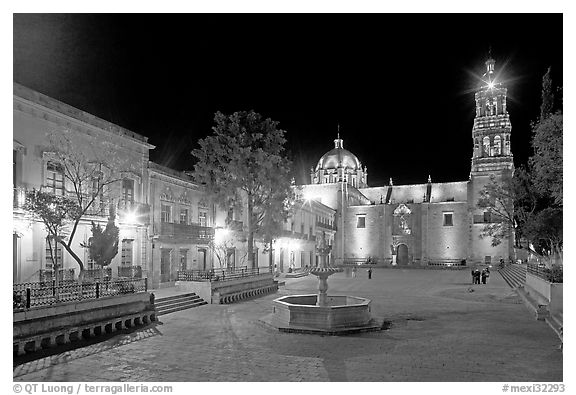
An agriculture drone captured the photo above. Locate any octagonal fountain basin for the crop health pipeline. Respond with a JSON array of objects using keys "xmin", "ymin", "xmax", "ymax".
[{"xmin": 262, "ymin": 294, "xmax": 381, "ymax": 335}]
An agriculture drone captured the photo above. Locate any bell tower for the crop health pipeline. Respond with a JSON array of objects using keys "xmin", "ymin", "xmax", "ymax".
[
  {"xmin": 468, "ymin": 54, "xmax": 515, "ymax": 265},
  {"xmin": 470, "ymin": 55, "xmax": 514, "ymax": 175}
]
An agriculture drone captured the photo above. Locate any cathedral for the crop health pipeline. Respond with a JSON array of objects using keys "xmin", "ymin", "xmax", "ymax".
[{"xmin": 300, "ymin": 57, "xmax": 515, "ymax": 267}]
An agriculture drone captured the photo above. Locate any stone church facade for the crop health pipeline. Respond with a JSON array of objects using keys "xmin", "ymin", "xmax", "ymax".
[{"xmin": 300, "ymin": 57, "xmax": 515, "ymax": 266}]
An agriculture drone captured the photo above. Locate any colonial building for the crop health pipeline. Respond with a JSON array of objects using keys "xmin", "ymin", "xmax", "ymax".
[
  {"xmin": 300, "ymin": 57, "xmax": 515, "ymax": 266},
  {"xmin": 147, "ymin": 162, "xmax": 216, "ymax": 288},
  {"xmin": 13, "ymin": 83, "xmax": 154, "ymax": 284},
  {"xmin": 13, "ymin": 82, "xmax": 336, "ymax": 285}
]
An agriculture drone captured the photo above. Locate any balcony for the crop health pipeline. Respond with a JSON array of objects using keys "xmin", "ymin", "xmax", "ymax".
[
  {"xmin": 159, "ymin": 222, "xmax": 215, "ymax": 240},
  {"xmin": 279, "ymin": 229, "xmax": 316, "ymax": 242},
  {"xmin": 316, "ymin": 220, "xmax": 337, "ymax": 231},
  {"xmin": 225, "ymin": 218, "xmax": 244, "ymax": 232}
]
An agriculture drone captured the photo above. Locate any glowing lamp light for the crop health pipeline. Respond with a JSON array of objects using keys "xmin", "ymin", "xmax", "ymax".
[
  {"xmin": 124, "ymin": 210, "xmax": 137, "ymax": 224},
  {"xmin": 488, "ymin": 81, "xmax": 495, "ymax": 89},
  {"xmin": 215, "ymin": 227, "xmax": 230, "ymax": 244}
]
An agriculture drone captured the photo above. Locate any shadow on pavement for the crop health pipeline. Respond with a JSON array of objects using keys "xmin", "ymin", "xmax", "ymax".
[{"xmin": 13, "ymin": 323, "xmax": 163, "ymax": 377}]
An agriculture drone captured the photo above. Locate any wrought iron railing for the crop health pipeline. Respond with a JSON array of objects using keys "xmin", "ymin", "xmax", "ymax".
[
  {"xmin": 159, "ymin": 222, "xmax": 214, "ymax": 240},
  {"xmin": 118, "ymin": 265, "xmax": 143, "ymax": 278},
  {"xmin": 341, "ymin": 258, "xmax": 380, "ymax": 266},
  {"xmin": 13, "ymin": 278, "xmax": 148, "ymax": 311},
  {"xmin": 39, "ymin": 269, "xmax": 76, "ymax": 283},
  {"xmin": 177, "ymin": 267, "xmax": 271, "ymax": 282},
  {"xmin": 527, "ymin": 263, "xmax": 553, "ymax": 280},
  {"xmin": 316, "ymin": 221, "xmax": 337, "ymax": 231},
  {"xmin": 83, "ymin": 267, "xmax": 112, "ymax": 281}
]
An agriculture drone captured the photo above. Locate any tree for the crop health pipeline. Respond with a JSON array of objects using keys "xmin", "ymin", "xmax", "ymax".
[
  {"xmin": 530, "ymin": 112, "xmax": 563, "ymax": 207},
  {"xmin": 82, "ymin": 212, "xmax": 119, "ymax": 268},
  {"xmin": 29, "ymin": 130, "xmax": 134, "ymax": 279},
  {"xmin": 477, "ymin": 174, "xmax": 516, "ymax": 247},
  {"xmin": 23, "ymin": 189, "xmax": 81, "ymax": 290},
  {"xmin": 208, "ymin": 237, "xmax": 235, "ymax": 269},
  {"xmin": 192, "ymin": 111, "xmax": 293, "ymax": 269}
]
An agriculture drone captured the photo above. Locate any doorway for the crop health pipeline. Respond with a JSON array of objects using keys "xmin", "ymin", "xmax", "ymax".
[
  {"xmin": 13, "ymin": 233, "xmax": 20, "ymax": 283},
  {"xmin": 160, "ymin": 248, "xmax": 172, "ymax": 283},
  {"xmin": 397, "ymin": 244, "xmax": 409, "ymax": 265},
  {"xmin": 198, "ymin": 248, "xmax": 207, "ymax": 271}
]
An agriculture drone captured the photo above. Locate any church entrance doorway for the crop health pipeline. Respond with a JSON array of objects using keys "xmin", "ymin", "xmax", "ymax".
[{"xmin": 397, "ymin": 244, "xmax": 409, "ymax": 265}]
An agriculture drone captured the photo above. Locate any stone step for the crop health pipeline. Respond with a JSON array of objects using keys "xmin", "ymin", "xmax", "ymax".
[
  {"xmin": 156, "ymin": 298, "xmax": 204, "ymax": 313},
  {"xmin": 155, "ymin": 294, "xmax": 201, "ymax": 308},
  {"xmin": 156, "ymin": 301, "xmax": 207, "ymax": 316},
  {"xmin": 154, "ymin": 292, "xmax": 199, "ymax": 304},
  {"xmin": 498, "ymin": 266, "xmax": 527, "ymax": 288}
]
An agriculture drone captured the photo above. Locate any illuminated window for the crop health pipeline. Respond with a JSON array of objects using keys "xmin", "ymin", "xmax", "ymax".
[
  {"xmin": 483, "ymin": 211, "xmax": 492, "ymax": 223},
  {"xmin": 483, "ymin": 136, "xmax": 490, "ymax": 157},
  {"xmin": 46, "ymin": 161, "xmax": 64, "ymax": 195},
  {"xmin": 443, "ymin": 213, "xmax": 453, "ymax": 226},
  {"xmin": 198, "ymin": 211, "xmax": 207, "ymax": 227},
  {"xmin": 357, "ymin": 216, "xmax": 366, "ymax": 228},
  {"xmin": 122, "ymin": 178, "xmax": 134, "ymax": 204},
  {"xmin": 161, "ymin": 204, "xmax": 172, "ymax": 223},
  {"xmin": 121, "ymin": 239, "xmax": 133, "ymax": 266},
  {"xmin": 493, "ymin": 136, "xmax": 501, "ymax": 155},
  {"xmin": 180, "ymin": 208, "xmax": 188, "ymax": 225}
]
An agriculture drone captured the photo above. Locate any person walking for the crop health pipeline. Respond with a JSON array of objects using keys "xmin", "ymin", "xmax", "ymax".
[
  {"xmin": 481, "ymin": 269, "xmax": 487, "ymax": 284},
  {"xmin": 471, "ymin": 268, "xmax": 476, "ymax": 284},
  {"xmin": 352, "ymin": 266, "xmax": 357, "ymax": 278},
  {"xmin": 368, "ymin": 268, "xmax": 373, "ymax": 279}
]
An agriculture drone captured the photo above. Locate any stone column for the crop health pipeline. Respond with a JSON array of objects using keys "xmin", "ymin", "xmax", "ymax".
[{"xmin": 317, "ymin": 274, "xmax": 328, "ymax": 307}]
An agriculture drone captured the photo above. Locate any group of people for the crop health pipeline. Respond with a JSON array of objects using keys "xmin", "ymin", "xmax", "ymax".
[
  {"xmin": 351, "ymin": 266, "xmax": 372, "ymax": 279},
  {"xmin": 471, "ymin": 267, "xmax": 490, "ymax": 284}
]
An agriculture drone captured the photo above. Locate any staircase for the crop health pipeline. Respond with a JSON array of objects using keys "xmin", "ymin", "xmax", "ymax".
[
  {"xmin": 154, "ymin": 293, "xmax": 207, "ymax": 316},
  {"xmin": 498, "ymin": 264, "xmax": 527, "ymax": 289}
]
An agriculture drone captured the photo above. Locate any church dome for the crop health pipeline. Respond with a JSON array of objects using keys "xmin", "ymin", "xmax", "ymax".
[{"xmin": 315, "ymin": 137, "xmax": 362, "ymax": 171}]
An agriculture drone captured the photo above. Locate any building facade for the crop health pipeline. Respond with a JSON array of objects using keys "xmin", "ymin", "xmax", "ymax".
[
  {"xmin": 300, "ymin": 57, "xmax": 515, "ymax": 266},
  {"xmin": 148, "ymin": 162, "xmax": 217, "ymax": 288},
  {"xmin": 13, "ymin": 83, "xmax": 336, "ymax": 285},
  {"xmin": 13, "ymin": 83, "xmax": 154, "ymax": 284}
]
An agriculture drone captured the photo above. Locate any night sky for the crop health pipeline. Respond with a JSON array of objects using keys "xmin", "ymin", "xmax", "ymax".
[{"xmin": 13, "ymin": 14, "xmax": 563, "ymax": 187}]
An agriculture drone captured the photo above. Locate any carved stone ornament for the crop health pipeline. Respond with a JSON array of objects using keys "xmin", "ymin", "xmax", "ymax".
[
  {"xmin": 198, "ymin": 198, "xmax": 209, "ymax": 209},
  {"xmin": 177, "ymin": 191, "xmax": 191, "ymax": 205},
  {"xmin": 160, "ymin": 187, "xmax": 175, "ymax": 202},
  {"xmin": 393, "ymin": 203, "xmax": 412, "ymax": 216}
]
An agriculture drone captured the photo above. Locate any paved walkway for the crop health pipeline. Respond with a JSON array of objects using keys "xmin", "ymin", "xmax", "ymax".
[{"xmin": 14, "ymin": 269, "xmax": 562, "ymax": 382}]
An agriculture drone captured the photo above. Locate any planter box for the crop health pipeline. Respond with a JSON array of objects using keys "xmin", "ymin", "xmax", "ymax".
[{"xmin": 525, "ymin": 273, "xmax": 563, "ymax": 323}]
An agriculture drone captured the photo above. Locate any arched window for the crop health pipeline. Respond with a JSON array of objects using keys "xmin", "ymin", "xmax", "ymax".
[
  {"xmin": 493, "ymin": 136, "xmax": 501, "ymax": 155},
  {"xmin": 474, "ymin": 139, "xmax": 480, "ymax": 157},
  {"xmin": 504, "ymin": 136, "xmax": 511, "ymax": 156},
  {"xmin": 483, "ymin": 136, "xmax": 491, "ymax": 157}
]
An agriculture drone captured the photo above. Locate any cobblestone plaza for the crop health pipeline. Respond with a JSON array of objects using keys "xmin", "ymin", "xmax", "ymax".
[{"xmin": 14, "ymin": 269, "xmax": 562, "ymax": 382}]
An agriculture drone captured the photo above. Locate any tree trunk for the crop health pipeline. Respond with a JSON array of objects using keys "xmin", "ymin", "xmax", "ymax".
[
  {"xmin": 247, "ymin": 196, "xmax": 255, "ymax": 269},
  {"xmin": 59, "ymin": 240, "xmax": 85, "ymax": 281},
  {"xmin": 267, "ymin": 236, "xmax": 273, "ymax": 272}
]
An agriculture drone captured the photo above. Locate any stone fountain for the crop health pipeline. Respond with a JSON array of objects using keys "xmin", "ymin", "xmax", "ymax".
[{"xmin": 262, "ymin": 232, "xmax": 381, "ymax": 335}]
